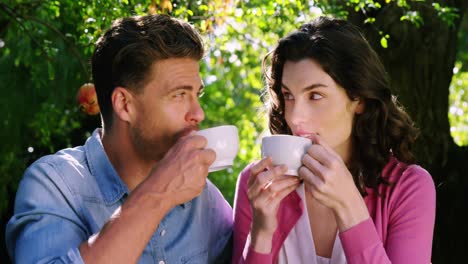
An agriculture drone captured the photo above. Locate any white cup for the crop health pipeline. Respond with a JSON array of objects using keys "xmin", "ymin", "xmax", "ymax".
[
  {"xmin": 261, "ymin": 135, "xmax": 312, "ymax": 176},
  {"xmin": 196, "ymin": 125, "xmax": 239, "ymax": 172}
]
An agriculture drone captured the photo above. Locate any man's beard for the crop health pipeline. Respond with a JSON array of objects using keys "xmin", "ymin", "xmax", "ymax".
[{"xmin": 131, "ymin": 124, "xmax": 199, "ymax": 162}]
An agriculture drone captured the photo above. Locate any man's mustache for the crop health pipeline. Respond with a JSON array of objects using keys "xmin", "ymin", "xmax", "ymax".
[{"xmin": 174, "ymin": 125, "xmax": 199, "ymax": 140}]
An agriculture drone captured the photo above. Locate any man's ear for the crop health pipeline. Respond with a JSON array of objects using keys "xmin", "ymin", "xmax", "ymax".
[
  {"xmin": 355, "ymin": 98, "xmax": 365, "ymax": 114},
  {"xmin": 111, "ymin": 87, "xmax": 136, "ymax": 122}
]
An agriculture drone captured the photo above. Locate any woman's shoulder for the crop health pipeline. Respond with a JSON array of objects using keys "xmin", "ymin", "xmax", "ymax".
[
  {"xmin": 380, "ymin": 156, "xmax": 435, "ymax": 204},
  {"xmin": 383, "ymin": 156, "xmax": 434, "ymax": 188}
]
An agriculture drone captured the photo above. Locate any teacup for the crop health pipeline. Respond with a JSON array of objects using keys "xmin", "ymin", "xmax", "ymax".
[
  {"xmin": 196, "ymin": 125, "xmax": 239, "ymax": 172},
  {"xmin": 261, "ymin": 135, "xmax": 312, "ymax": 176}
]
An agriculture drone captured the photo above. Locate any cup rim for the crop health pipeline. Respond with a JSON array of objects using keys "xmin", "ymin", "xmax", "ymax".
[
  {"xmin": 197, "ymin": 125, "xmax": 237, "ymax": 133},
  {"xmin": 262, "ymin": 134, "xmax": 311, "ymax": 142}
]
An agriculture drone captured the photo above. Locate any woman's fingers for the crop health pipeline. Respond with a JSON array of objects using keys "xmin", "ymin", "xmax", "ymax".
[
  {"xmin": 248, "ymin": 157, "xmax": 272, "ymax": 186},
  {"xmin": 307, "ymin": 133, "xmax": 341, "ymax": 161},
  {"xmin": 248, "ymin": 165, "xmax": 288, "ymax": 200},
  {"xmin": 250, "ymin": 176, "xmax": 300, "ymax": 212},
  {"xmin": 299, "ymin": 165, "xmax": 325, "ymax": 193},
  {"xmin": 301, "ymin": 153, "xmax": 326, "ymax": 181},
  {"xmin": 266, "ymin": 180, "xmax": 301, "ymax": 209}
]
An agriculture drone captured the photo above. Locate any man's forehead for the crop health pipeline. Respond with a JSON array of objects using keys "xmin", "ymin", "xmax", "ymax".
[
  {"xmin": 148, "ymin": 58, "xmax": 202, "ymax": 88},
  {"xmin": 151, "ymin": 57, "xmax": 200, "ymax": 72}
]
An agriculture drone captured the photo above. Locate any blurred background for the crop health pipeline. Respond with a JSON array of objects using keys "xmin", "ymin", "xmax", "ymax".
[{"xmin": 0, "ymin": 0, "xmax": 466, "ymax": 263}]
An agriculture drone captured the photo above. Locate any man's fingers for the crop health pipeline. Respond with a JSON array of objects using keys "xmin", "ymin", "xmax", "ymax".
[
  {"xmin": 183, "ymin": 134, "xmax": 208, "ymax": 150},
  {"xmin": 198, "ymin": 148, "xmax": 216, "ymax": 165}
]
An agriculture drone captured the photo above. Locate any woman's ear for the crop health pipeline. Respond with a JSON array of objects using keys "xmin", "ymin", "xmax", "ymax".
[
  {"xmin": 355, "ymin": 98, "xmax": 365, "ymax": 114},
  {"xmin": 111, "ymin": 87, "xmax": 135, "ymax": 122}
]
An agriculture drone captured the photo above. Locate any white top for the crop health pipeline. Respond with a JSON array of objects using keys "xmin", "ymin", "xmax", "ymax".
[{"xmin": 277, "ymin": 184, "xmax": 347, "ymax": 264}]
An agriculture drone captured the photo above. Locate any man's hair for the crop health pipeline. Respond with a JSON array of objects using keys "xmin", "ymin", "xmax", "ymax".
[
  {"xmin": 263, "ymin": 16, "xmax": 419, "ymax": 195},
  {"xmin": 92, "ymin": 14, "xmax": 204, "ymax": 128}
]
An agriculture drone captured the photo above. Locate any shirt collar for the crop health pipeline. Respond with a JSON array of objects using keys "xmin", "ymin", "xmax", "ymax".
[{"xmin": 85, "ymin": 128, "xmax": 129, "ymax": 205}]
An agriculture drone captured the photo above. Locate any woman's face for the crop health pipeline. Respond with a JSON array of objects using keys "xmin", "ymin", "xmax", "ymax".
[{"xmin": 281, "ymin": 59, "xmax": 363, "ymax": 163}]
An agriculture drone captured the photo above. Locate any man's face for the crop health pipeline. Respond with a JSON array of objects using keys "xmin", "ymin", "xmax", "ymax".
[{"xmin": 130, "ymin": 57, "xmax": 204, "ymax": 162}]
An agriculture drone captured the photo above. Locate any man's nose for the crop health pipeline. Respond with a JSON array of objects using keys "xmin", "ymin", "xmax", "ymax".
[{"xmin": 186, "ymin": 99, "xmax": 205, "ymax": 124}]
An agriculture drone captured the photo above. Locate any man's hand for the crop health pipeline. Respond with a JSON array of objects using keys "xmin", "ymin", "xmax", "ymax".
[{"xmin": 141, "ymin": 133, "xmax": 216, "ymax": 208}]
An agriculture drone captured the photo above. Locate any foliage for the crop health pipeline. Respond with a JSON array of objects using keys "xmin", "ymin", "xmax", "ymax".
[{"xmin": 449, "ymin": 63, "xmax": 468, "ymax": 145}]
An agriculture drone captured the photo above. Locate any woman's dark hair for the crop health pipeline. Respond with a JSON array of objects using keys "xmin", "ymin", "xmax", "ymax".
[
  {"xmin": 92, "ymin": 14, "xmax": 204, "ymax": 129},
  {"xmin": 263, "ymin": 16, "xmax": 419, "ymax": 194}
]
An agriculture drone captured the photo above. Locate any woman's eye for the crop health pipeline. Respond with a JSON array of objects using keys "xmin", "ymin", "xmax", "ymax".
[
  {"xmin": 310, "ymin": 93, "xmax": 323, "ymax": 100},
  {"xmin": 282, "ymin": 92, "xmax": 294, "ymax": 100}
]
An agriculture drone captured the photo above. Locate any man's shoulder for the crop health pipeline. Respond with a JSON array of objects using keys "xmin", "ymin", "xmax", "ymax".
[
  {"xmin": 204, "ymin": 179, "xmax": 228, "ymax": 201},
  {"xmin": 26, "ymin": 146, "xmax": 87, "ymax": 181},
  {"xmin": 23, "ymin": 145, "xmax": 100, "ymax": 197},
  {"xmin": 32, "ymin": 145, "xmax": 86, "ymax": 170},
  {"xmin": 203, "ymin": 179, "xmax": 233, "ymax": 212}
]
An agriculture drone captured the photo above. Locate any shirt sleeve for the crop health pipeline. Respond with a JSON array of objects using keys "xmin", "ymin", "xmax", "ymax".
[
  {"xmin": 232, "ymin": 165, "xmax": 274, "ymax": 264},
  {"xmin": 6, "ymin": 161, "xmax": 87, "ymax": 263},
  {"xmin": 339, "ymin": 165, "xmax": 436, "ymax": 264}
]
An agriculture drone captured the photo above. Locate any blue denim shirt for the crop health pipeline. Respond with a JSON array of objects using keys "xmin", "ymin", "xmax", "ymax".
[{"xmin": 6, "ymin": 129, "xmax": 233, "ymax": 263}]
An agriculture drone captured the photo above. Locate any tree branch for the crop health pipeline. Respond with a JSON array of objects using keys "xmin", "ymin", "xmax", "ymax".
[
  {"xmin": 23, "ymin": 15, "xmax": 89, "ymax": 78},
  {"xmin": 0, "ymin": 2, "xmax": 89, "ymax": 78}
]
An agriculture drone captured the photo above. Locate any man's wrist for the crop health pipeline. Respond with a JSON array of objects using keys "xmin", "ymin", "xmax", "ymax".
[{"xmin": 125, "ymin": 187, "xmax": 173, "ymax": 214}]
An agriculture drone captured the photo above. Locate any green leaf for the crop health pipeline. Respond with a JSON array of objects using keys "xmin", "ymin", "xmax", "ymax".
[{"xmin": 380, "ymin": 37, "xmax": 388, "ymax": 48}]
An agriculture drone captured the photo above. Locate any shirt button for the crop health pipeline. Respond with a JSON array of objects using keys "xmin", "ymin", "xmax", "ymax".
[
  {"xmin": 159, "ymin": 261, "xmax": 165, "ymax": 264},
  {"xmin": 160, "ymin": 229, "xmax": 166, "ymax": 237}
]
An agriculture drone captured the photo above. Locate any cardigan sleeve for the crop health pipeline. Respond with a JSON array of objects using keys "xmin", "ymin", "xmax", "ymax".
[
  {"xmin": 232, "ymin": 165, "xmax": 274, "ymax": 264},
  {"xmin": 339, "ymin": 165, "xmax": 436, "ymax": 264}
]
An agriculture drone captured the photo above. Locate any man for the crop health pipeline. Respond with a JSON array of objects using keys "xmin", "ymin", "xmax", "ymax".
[{"xmin": 6, "ymin": 14, "xmax": 233, "ymax": 263}]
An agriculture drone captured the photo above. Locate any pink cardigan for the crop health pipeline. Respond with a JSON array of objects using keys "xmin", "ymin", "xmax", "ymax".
[{"xmin": 232, "ymin": 157, "xmax": 436, "ymax": 264}]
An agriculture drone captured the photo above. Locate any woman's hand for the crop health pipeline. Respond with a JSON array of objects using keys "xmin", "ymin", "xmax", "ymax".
[
  {"xmin": 298, "ymin": 134, "xmax": 369, "ymax": 231},
  {"xmin": 247, "ymin": 157, "xmax": 300, "ymax": 253}
]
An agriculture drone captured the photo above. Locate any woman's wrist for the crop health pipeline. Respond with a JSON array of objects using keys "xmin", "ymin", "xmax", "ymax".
[
  {"xmin": 334, "ymin": 191, "xmax": 370, "ymax": 232},
  {"xmin": 250, "ymin": 228, "xmax": 274, "ymax": 254}
]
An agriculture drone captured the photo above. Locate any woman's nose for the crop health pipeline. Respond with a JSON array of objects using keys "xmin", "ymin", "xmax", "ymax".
[{"xmin": 288, "ymin": 101, "xmax": 307, "ymax": 127}]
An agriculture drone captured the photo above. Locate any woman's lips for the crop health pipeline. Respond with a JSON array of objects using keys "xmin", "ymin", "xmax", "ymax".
[{"xmin": 294, "ymin": 131, "xmax": 314, "ymax": 139}]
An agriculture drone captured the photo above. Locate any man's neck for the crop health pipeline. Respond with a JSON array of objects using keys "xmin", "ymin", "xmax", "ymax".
[{"xmin": 101, "ymin": 127, "xmax": 154, "ymax": 192}]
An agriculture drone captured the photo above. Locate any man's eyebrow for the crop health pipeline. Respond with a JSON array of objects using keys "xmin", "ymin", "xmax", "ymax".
[
  {"xmin": 281, "ymin": 83, "xmax": 328, "ymax": 92},
  {"xmin": 167, "ymin": 85, "xmax": 204, "ymax": 93}
]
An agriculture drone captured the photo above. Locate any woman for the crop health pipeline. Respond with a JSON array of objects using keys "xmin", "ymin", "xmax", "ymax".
[{"xmin": 233, "ymin": 16, "xmax": 435, "ymax": 264}]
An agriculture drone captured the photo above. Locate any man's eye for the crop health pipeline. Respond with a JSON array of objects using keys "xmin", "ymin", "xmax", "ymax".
[
  {"xmin": 197, "ymin": 91, "xmax": 205, "ymax": 98},
  {"xmin": 174, "ymin": 91, "xmax": 186, "ymax": 98}
]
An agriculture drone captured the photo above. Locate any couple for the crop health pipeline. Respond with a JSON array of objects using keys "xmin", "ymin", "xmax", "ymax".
[{"xmin": 6, "ymin": 14, "xmax": 435, "ymax": 264}]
